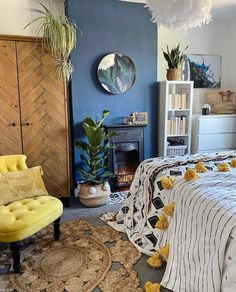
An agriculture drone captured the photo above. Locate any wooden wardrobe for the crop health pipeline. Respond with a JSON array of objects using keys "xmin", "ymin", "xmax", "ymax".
[{"xmin": 0, "ymin": 35, "xmax": 71, "ymax": 198}]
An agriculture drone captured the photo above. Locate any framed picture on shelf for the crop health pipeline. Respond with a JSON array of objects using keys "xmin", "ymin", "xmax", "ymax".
[
  {"xmin": 187, "ymin": 54, "xmax": 222, "ymax": 88},
  {"xmin": 132, "ymin": 112, "xmax": 148, "ymax": 125}
]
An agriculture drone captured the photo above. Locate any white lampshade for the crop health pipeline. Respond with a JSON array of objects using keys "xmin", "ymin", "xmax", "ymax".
[{"xmin": 146, "ymin": 0, "xmax": 213, "ymax": 31}]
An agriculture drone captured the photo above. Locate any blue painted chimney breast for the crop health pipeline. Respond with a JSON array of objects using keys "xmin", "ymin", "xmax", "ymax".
[{"xmin": 67, "ymin": 0, "xmax": 157, "ymax": 180}]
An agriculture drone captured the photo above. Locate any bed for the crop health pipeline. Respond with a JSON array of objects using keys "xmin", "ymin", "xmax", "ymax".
[{"xmin": 102, "ymin": 151, "xmax": 236, "ymax": 292}]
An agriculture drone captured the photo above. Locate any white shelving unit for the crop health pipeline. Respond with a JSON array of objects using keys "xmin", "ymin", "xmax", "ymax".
[{"xmin": 157, "ymin": 81, "xmax": 194, "ymax": 157}]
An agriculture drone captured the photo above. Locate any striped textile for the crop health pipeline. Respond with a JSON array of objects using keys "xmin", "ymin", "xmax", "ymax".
[
  {"xmin": 162, "ymin": 171, "xmax": 236, "ymax": 292},
  {"xmin": 102, "ymin": 151, "xmax": 236, "ymax": 292}
]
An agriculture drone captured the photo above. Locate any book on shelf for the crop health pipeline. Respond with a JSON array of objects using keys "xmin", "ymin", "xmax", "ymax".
[
  {"xmin": 168, "ymin": 93, "xmax": 188, "ymax": 110},
  {"xmin": 167, "ymin": 115, "xmax": 188, "ymax": 136}
]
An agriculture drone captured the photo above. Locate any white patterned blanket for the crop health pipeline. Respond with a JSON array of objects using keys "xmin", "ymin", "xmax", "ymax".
[{"xmin": 102, "ymin": 151, "xmax": 236, "ymax": 292}]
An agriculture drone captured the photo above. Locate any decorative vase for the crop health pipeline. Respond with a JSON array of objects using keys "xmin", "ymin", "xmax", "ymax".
[
  {"xmin": 79, "ymin": 182, "xmax": 111, "ymax": 207},
  {"xmin": 181, "ymin": 57, "xmax": 190, "ymax": 81},
  {"xmin": 166, "ymin": 68, "xmax": 182, "ymax": 81}
]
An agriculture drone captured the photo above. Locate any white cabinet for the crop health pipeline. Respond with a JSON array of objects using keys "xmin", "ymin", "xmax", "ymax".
[
  {"xmin": 157, "ymin": 81, "xmax": 194, "ymax": 156},
  {"xmin": 192, "ymin": 114, "xmax": 236, "ymax": 153}
]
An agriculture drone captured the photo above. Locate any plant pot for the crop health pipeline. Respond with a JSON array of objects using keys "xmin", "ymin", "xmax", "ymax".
[
  {"xmin": 166, "ymin": 68, "xmax": 182, "ymax": 81},
  {"xmin": 79, "ymin": 182, "xmax": 111, "ymax": 207}
]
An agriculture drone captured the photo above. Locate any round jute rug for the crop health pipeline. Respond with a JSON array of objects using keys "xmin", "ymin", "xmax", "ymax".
[{"xmin": 0, "ymin": 219, "xmax": 142, "ymax": 292}]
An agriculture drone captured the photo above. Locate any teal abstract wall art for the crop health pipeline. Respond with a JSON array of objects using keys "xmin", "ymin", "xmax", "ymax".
[
  {"xmin": 98, "ymin": 53, "xmax": 136, "ymax": 94},
  {"xmin": 187, "ymin": 54, "xmax": 222, "ymax": 88}
]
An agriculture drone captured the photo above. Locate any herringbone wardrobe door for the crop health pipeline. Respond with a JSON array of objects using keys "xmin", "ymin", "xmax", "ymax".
[
  {"xmin": 0, "ymin": 40, "xmax": 22, "ymax": 155},
  {"xmin": 16, "ymin": 41, "xmax": 70, "ymax": 197}
]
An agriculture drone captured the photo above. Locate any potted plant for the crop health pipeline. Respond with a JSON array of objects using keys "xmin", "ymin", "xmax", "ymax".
[
  {"xmin": 162, "ymin": 44, "xmax": 189, "ymax": 80},
  {"xmin": 25, "ymin": 2, "xmax": 77, "ymax": 82},
  {"xmin": 75, "ymin": 110, "xmax": 117, "ymax": 207}
]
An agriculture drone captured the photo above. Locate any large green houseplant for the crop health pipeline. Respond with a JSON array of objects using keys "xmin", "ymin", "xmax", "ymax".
[
  {"xmin": 25, "ymin": 2, "xmax": 77, "ymax": 82},
  {"xmin": 162, "ymin": 44, "xmax": 188, "ymax": 80},
  {"xmin": 75, "ymin": 110, "xmax": 117, "ymax": 207}
]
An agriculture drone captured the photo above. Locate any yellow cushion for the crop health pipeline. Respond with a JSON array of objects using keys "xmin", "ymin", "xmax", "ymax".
[
  {"xmin": 0, "ymin": 196, "xmax": 63, "ymax": 242},
  {"xmin": 0, "ymin": 155, "xmax": 28, "ymax": 173},
  {"xmin": 0, "ymin": 166, "xmax": 49, "ymax": 206}
]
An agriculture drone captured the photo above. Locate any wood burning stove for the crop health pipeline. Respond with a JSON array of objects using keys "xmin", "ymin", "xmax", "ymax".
[{"xmin": 105, "ymin": 125, "xmax": 145, "ymax": 190}]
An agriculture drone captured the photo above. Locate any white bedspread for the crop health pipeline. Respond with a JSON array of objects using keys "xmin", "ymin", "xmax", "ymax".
[{"xmin": 103, "ymin": 151, "xmax": 236, "ymax": 292}]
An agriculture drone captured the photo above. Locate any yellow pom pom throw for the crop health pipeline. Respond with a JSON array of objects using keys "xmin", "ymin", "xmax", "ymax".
[
  {"xmin": 159, "ymin": 245, "xmax": 170, "ymax": 261},
  {"xmin": 161, "ymin": 177, "xmax": 175, "ymax": 189},
  {"xmin": 230, "ymin": 158, "xmax": 236, "ymax": 168},
  {"xmin": 217, "ymin": 162, "xmax": 231, "ymax": 172},
  {"xmin": 145, "ymin": 281, "xmax": 161, "ymax": 292},
  {"xmin": 184, "ymin": 169, "xmax": 199, "ymax": 181},
  {"xmin": 147, "ymin": 251, "xmax": 163, "ymax": 268},
  {"xmin": 195, "ymin": 162, "xmax": 207, "ymax": 173},
  {"xmin": 163, "ymin": 203, "xmax": 175, "ymax": 218},
  {"xmin": 155, "ymin": 214, "xmax": 169, "ymax": 230}
]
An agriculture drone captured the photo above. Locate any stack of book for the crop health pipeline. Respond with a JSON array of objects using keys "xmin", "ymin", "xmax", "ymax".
[
  {"xmin": 167, "ymin": 116, "xmax": 188, "ymax": 135},
  {"xmin": 168, "ymin": 93, "xmax": 188, "ymax": 110}
]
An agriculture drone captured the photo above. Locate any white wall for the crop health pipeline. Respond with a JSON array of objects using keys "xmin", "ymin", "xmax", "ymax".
[
  {"xmin": 158, "ymin": 19, "xmax": 236, "ymax": 113},
  {"xmin": 0, "ymin": 0, "xmax": 64, "ymax": 36}
]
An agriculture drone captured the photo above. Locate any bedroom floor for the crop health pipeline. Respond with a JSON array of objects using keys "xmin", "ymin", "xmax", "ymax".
[{"xmin": 63, "ymin": 198, "xmax": 171, "ymax": 292}]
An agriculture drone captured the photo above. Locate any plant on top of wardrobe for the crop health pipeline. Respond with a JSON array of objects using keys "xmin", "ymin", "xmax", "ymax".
[{"xmin": 24, "ymin": 1, "xmax": 77, "ymax": 82}]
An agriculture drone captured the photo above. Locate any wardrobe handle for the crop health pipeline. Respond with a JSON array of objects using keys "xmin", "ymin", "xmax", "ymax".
[
  {"xmin": 21, "ymin": 122, "xmax": 30, "ymax": 126},
  {"xmin": 10, "ymin": 123, "xmax": 16, "ymax": 127}
]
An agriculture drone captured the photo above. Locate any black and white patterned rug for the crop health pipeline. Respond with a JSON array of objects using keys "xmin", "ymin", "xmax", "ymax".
[
  {"xmin": 75, "ymin": 188, "xmax": 128, "ymax": 205},
  {"xmin": 107, "ymin": 191, "xmax": 129, "ymax": 205}
]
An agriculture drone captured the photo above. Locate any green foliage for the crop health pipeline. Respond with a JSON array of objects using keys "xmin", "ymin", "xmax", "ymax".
[
  {"xmin": 24, "ymin": 1, "xmax": 77, "ymax": 82},
  {"xmin": 75, "ymin": 110, "xmax": 118, "ymax": 185},
  {"xmin": 162, "ymin": 44, "xmax": 189, "ymax": 69}
]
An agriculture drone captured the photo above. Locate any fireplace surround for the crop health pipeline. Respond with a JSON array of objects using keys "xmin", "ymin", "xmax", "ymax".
[{"xmin": 105, "ymin": 125, "xmax": 146, "ymax": 190}]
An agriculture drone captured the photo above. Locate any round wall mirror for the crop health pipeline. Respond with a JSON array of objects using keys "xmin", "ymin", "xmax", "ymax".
[{"xmin": 97, "ymin": 53, "xmax": 136, "ymax": 94}]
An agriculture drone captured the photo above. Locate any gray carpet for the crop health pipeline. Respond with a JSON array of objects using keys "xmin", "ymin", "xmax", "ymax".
[{"xmin": 63, "ymin": 198, "xmax": 171, "ymax": 292}]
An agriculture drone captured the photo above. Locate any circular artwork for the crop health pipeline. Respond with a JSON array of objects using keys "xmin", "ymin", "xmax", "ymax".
[{"xmin": 98, "ymin": 53, "xmax": 136, "ymax": 94}]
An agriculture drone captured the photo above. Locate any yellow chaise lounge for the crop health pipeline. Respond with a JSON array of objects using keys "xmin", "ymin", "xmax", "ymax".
[{"xmin": 0, "ymin": 155, "xmax": 63, "ymax": 273}]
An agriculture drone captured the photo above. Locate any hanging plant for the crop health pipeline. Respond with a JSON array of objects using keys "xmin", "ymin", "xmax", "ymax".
[{"xmin": 25, "ymin": 2, "xmax": 77, "ymax": 82}]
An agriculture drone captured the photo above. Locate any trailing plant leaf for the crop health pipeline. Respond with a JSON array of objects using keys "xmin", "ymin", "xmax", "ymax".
[
  {"xmin": 75, "ymin": 110, "xmax": 118, "ymax": 185},
  {"xmin": 162, "ymin": 44, "xmax": 189, "ymax": 69},
  {"xmin": 24, "ymin": 1, "xmax": 77, "ymax": 82}
]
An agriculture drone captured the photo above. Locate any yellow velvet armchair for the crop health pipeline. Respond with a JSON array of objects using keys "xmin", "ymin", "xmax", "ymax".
[{"xmin": 0, "ymin": 155, "xmax": 63, "ymax": 273}]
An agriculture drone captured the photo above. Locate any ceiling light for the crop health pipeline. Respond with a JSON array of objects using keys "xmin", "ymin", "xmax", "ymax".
[{"xmin": 146, "ymin": 0, "xmax": 213, "ymax": 30}]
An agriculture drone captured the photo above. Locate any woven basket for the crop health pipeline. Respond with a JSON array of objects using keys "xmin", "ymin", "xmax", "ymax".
[{"xmin": 167, "ymin": 145, "xmax": 187, "ymax": 156}]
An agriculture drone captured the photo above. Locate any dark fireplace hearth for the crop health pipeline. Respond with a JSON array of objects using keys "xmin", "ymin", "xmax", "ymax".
[{"xmin": 105, "ymin": 124, "xmax": 145, "ymax": 190}]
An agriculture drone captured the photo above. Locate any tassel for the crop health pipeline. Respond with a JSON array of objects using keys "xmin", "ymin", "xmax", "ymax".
[
  {"xmin": 195, "ymin": 162, "xmax": 207, "ymax": 173},
  {"xmin": 159, "ymin": 245, "xmax": 170, "ymax": 261},
  {"xmin": 163, "ymin": 203, "xmax": 175, "ymax": 218},
  {"xmin": 184, "ymin": 169, "xmax": 199, "ymax": 181},
  {"xmin": 147, "ymin": 251, "xmax": 163, "ymax": 268},
  {"xmin": 230, "ymin": 158, "xmax": 236, "ymax": 168},
  {"xmin": 155, "ymin": 214, "xmax": 169, "ymax": 230},
  {"xmin": 217, "ymin": 162, "xmax": 231, "ymax": 172},
  {"xmin": 161, "ymin": 177, "xmax": 175, "ymax": 189},
  {"xmin": 145, "ymin": 281, "xmax": 161, "ymax": 292}
]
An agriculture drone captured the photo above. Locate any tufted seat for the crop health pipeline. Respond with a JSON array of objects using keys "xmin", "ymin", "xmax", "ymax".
[
  {"xmin": 0, "ymin": 155, "xmax": 63, "ymax": 273},
  {"xmin": 0, "ymin": 196, "xmax": 63, "ymax": 243},
  {"xmin": 0, "ymin": 155, "xmax": 28, "ymax": 173}
]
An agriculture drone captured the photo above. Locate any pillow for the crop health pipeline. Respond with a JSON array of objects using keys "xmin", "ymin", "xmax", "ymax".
[{"xmin": 0, "ymin": 166, "xmax": 48, "ymax": 206}]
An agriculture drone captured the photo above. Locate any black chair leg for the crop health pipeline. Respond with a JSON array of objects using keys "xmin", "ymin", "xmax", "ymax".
[
  {"xmin": 54, "ymin": 217, "xmax": 61, "ymax": 241},
  {"xmin": 10, "ymin": 241, "xmax": 21, "ymax": 273}
]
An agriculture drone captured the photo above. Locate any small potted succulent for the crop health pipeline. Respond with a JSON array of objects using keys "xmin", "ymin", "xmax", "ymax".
[
  {"xmin": 75, "ymin": 110, "xmax": 117, "ymax": 207},
  {"xmin": 162, "ymin": 44, "xmax": 189, "ymax": 80}
]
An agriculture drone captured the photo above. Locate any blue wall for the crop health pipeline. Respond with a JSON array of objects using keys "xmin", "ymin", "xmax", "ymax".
[{"xmin": 67, "ymin": 0, "xmax": 157, "ymax": 180}]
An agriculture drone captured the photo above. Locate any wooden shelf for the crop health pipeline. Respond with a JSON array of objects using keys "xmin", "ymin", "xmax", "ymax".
[
  {"xmin": 167, "ymin": 134, "xmax": 189, "ymax": 138},
  {"xmin": 168, "ymin": 109, "xmax": 190, "ymax": 112}
]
